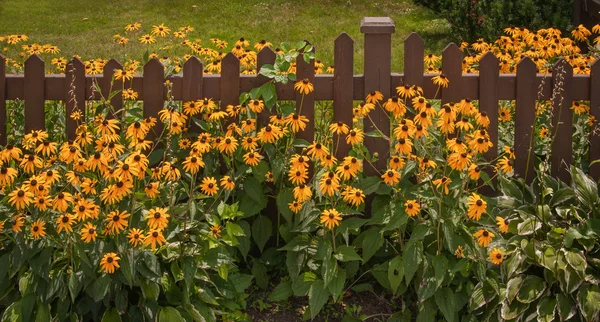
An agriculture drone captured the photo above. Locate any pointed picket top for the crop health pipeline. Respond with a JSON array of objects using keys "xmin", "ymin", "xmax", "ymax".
[
  {"xmin": 222, "ymin": 51, "xmax": 240, "ymax": 65},
  {"xmin": 552, "ymin": 57, "xmax": 574, "ymax": 74},
  {"xmin": 25, "ymin": 54, "xmax": 44, "ymax": 67},
  {"xmin": 257, "ymin": 46, "xmax": 276, "ymax": 66},
  {"xmin": 143, "ymin": 58, "xmax": 164, "ymax": 74},
  {"xmin": 403, "ymin": 32, "xmax": 424, "ymax": 89},
  {"xmin": 103, "ymin": 58, "xmax": 123, "ymax": 76},
  {"xmin": 0, "ymin": 53, "xmax": 6, "ymax": 64},
  {"xmin": 404, "ymin": 32, "xmax": 424, "ymax": 48},
  {"xmin": 442, "ymin": 43, "xmax": 461, "ymax": 56},
  {"xmin": 335, "ymin": 32, "xmax": 354, "ymax": 47},
  {"xmin": 183, "ymin": 55, "xmax": 203, "ymax": 70},
  {"xmin": 221, "ymin": 52, "xmax": 241, "ymax": 109},
  {"xmin": 517, "ymin": 56, "xmax": 537, "ymax": 72},
  {"xmin": 479, "ymin": 51, "xmax": 499, "ymax": 66}
]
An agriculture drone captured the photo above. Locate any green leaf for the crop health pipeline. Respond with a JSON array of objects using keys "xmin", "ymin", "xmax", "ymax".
[
  {"xmin": 2, "ymin": 301, "xmax": 22, "ymax": 322},
  {"xmin": 139, "ymin": 279, "xmax": 160, "ymax": 301},
  {"xmin": 226, "ymin": 222, "xmax": 245, "ymax": 237},
  {"xmin": 405, "ymin": 225, "xmax": 429, "ymax": 250},
  {"xmin": 517, "ymin": 276, "xmax": 546, "ymax": 304},
  {"xmin": 388, "ymin": 256, "xmax": 404, "ymax": 295},
  {"xmin": 321, "ymin": 258, "xmax": 337, "ymax": 288},
  {"xmin": 158, "ymin": 307, "xmax": 185, "ymax": 322},
  {"xmin": 506, "ymin": 276, "xmax": 524, "ymax": 303},
  {"xmin": 578, "ymin": 284, "xmax": 600, "ymax": 322},
  {"xmin": 355, "ymin": 176, "xmax": 381, "ymax": 195},
  {"xmin": 252, "ymin": 215, "xmax": 272, "ymax": 252},
  {"xmin": 251, "ymin": 261, "xmax": 269, "ymax": 290},
  {"xmin": 536, "ymin": 297, "xmax": 556, "ymax": 322},
  {"xmin": 571, "ymin": 166, "xmax": 599, "ymax": 210},
  {"xmin": 101, "ymin": 307, "xmax": 122, "ymax": 322},
  {"xmin": 21, "ymin": 293, "xmax": 36, "ymax": 322},
  {"xmin": 361, "ymin": 229, "xmax": 383, "ymax": 262},
  {"xmin": 556, "ymin": 293, "xmax": 576, "ymax": 321},
  {"xmin": 268, "ymin": 281, "xmax": 293, "ymax": 302},
  {"xmin": 403, "ymin": 241, "xmax": 423, "ymax": 285},
  {"xmin": 276, "ymin": 188, "xmax": 295, "ymax": 224},
  {"xmin": 92, "ymin": 275, "xmax": 111, "ymax": 302},
  {"xmin": 564, "ymin": 250, "xmax": 587, "ymax": 276},
  {"xmin": 434, "ymin": 288, "xmax": 456, "ymax": 322},
  {"xmin": 501, "ymin": 299, "xmax": 529, "ymax": 320},
  {"xmin": 244, "ymin": 177, "xmax": 267, "ymax": 205},
  {"xmin": 550, "ymin": 187, "xmax": 576, "ymax": 207},
  {"xmin": 293, "ymin": 272, "xmax": 317, "ymax": 297},
  {"xmin": 328, "ymin": 269, "xmax": 346, "ymax": 302},
  {"xmin": 308, "ymin": 280, "xmax": 329, "ymax": 320},
  {"xmin": 517, "ymin": 217, "xmax": 542, "ymax": 235},
  {"xmin": 334, "ymin": 246, "xmax": 362, "ymax": 262},
  {"xmin": 431, "ymin": 255, "xmax": 448, "ymax": 289}
]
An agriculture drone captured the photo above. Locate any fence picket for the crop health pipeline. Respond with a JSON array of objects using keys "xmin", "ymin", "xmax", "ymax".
[
  {"xmin": 361, "ymin": 17, "xmax": 395, "ymax": 174},
  {"xmin": 295, "ymin": 41, "xmax": 315, "ymax": 143},
  {"xmin": 591, "ymin": 59, "xmax": 600, "ymax": 181},
  {"xmin": 182, "ymin": 56, "xmax": 203, "ymax": 134},
  {"xmin": 101, "ymin": 59, "xmax": 124, "ymax": 119},
  {"xmin": 221, "ymin": 53, "xmax": 241, "ymax": 125},
  {"xmin": 441, "ymin": 43, "xmax": 463, "ymax": 104},
  {"xmin": 24, "ymin": 55, "xmax": 45, "ymax": 132},
  {"xmin": 257, "ymin": 47, "xmax": 276, "ymax": 127},
  {"xmin": 403, "ymin": 33, "xmax": 424, "ymax": 117},
  {"xmin": 0, "ymin": 54, "xmax": 5, "ymax": 145},
  {"xmin": 333, "ymin": 33, "xmax": 354, "ymax": 159},
  {"xmin": 143, "ymin": 59, "xmax": 165, "ymax": 140},
  {"xmin": 65, "ymin": 58, "xmax": 86, "ymax": 140},
  {"xmin": 478, "ymin": 52, "xmax": 499, "ymax": 190},
  {"xmin": 551, "ymin": 59, "xmax": 573, "ymax": 182},
  {"xmin": 515, "ymin": 57, "xmax": 537, "ymax": 183}
]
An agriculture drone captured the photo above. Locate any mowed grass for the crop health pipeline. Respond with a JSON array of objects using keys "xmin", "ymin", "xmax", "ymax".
[{"xmin": 0, "ymin": 0, "xmax": 451, "ymax": 72}]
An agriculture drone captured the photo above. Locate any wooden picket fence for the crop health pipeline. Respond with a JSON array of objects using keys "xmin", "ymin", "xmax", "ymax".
[{"xmin": 0, "ymin": 17, "xmax": 599, "ymax": 183}]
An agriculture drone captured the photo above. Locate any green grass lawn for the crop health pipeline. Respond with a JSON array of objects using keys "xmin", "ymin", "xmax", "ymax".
[{"xmin": 0, "ymin": 0, "xmax": 451, "ymax": 72}]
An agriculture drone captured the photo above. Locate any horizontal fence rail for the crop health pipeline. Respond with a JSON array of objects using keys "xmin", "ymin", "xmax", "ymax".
[{"xmin": 0, "ymin": 17, "xmax": 599, "ymax": 183}]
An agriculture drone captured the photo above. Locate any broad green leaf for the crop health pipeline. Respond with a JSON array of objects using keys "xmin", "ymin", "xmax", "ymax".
[
  {"xmin": 327, "ymin": 268, "xmax": 346, "ymax": 302},
  {"xmin": 536, "ymin": 297, "xmax": 556, "ymax": 322},
  {"xmin": 564, "ymin": 250, "xmax": 586, "ymax": 276},
  {"xmin": 431, "ymin": 255, "xmax": 448, "ymax": 288},
  {"xmin": 308, "ymin": 280, "xmax": 329, "ymax": 320},
  {"xmin": 361, "ymin": 229, "xmax": 383, "ymax": 262},
  {"xmin": 434, "ymin": 288, "xmax": 456, "ymax": 322},
  {"xmin": 268, "ymin": 281, "xmax": 293, "ymax": 302},
  {"xmin": 92, "ymin": 275, "xmax": 111, "ymax": 302},
  {"xmin": 334, "ymin": 246, "xmax": 362, "ymax": 262},
  {"xmin": 321, "ymin": 258, "xmax": 337, "ymax": 287},
  {"xmin": 251, "ymin": 261, "xmax": 268, "ymax": 290},
  {"xmin": 388, "ymin": 256, "xmax": 404, "ymax": 295},
  {"xmin": 21, "ymin": 293, "xmax": 36, "ymax": 322},
  {"xmin": 556, "ymin": 293, "xmax": 576, "ymax": 321},
  {"xmin": 517, "ymin": 217, "xmax": 542, "ymax": 235},
  {"xmin": 158, "ymin": 307, "xmax": 185, "ymax": 322},
  {"xmin": 577, "ymin": 284, "xmax": 600, "ymax": 322},
  {"xmin": 293, "ymin": 272, "xmax": 317, "ymax": 296},
  {"xmin": 252, "ymin": 215, "xmax": 272, "ymax": 252},
  {"xmin": 501, "ymin": 299, "xmax": 529, "ymax": 320},
  {"xmin": 101, "ymin": 307, "xmax": 122, "ymax": 322},
  {"xmin": 506, "ymin": 276, "xmax": 524, "ymax": 303},
  {"xmin": 403, "ymin": 242, "xmax": 422, "ymax": 285},
  {"xmin": 517, "ymin": 276, "xmax": 546, "ymax": 304}
]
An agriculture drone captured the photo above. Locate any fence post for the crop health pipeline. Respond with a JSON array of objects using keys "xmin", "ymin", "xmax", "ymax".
[
  {"xmin": 403, "ymin": 33, "xmax": 424, "ymax": 118},
  {"xmin": 221, "ymin": 52, "xmax": 240, "ymax": 126},
  {"xmin": 441, "ymin": 44, "xmax": 463, "ymax": 104},
  {"xmin": 478, "ymin": 52, "xmax": 499, "ymax": 192},
  {"xmin": 361, "ymin": 17, "xmax": 394, "ymax": 174},
  {"xmin": 102, "ymin": 59, "xmax": 123, "ymax": 119},
  {"xmin": 514, "ymin": 57, "xmax": 537, "ymax": 183},
  {"xmin": 143, "ymin": 59, "xmax": 165, "ymax": 140},
  {"xmin": 24, "ymin": 55, "xmax": 45, "ymax": 132}
]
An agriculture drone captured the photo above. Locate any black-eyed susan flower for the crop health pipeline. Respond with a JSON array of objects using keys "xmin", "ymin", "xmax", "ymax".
[
  {"xmin": 389, "ymin": 156, "xmax": 405, "ymax": 170},
  {"xmin": 306, "ymin": 142, "xmax": 329, "ymax": 161},
  {"xmin": 145, "ymin": 182, "xmax": 160, "ymax": 198},
  {"xmin": 454, "ymin": 245, "xmax": 465, "ymax": 258},
  {"xmin": 343, "ymin": 188, "xmax": 365, "ymax": 207},
  {"xmin": 80, "ymin": 222, "xmax": 97, "ymax": 243},
  {"xmin": 499, "ymin": 107, "xmax": 511, "ymax": 122},
  {"xmin": 290, "ymin": 154, "xmax": 310, "ymax": 171},
  {"xmin": 394, "ymin": 138, "xmax": 413, "ymax": 155},
  {"xmin": 488, "ymin": 248, "xmax": 504, "ymax": 264},
  {"xmin": 257, "ymin": 124, "xmax": 283, "ymax": 144},
  {"xmin": 318, "ymin": 174, "xmax": 340, "ymax": 196},
  {"xmin": 366, "ymin": 90, "xmax": 383, "ymax": 103},
  {"xmin": 20, "ymin": 154, "xmax": 43, "ymax": 173},
  {"xmin": 289, "ymin": 168, "xmax": 309, "ymax": 185},
  {"xmin": 320, "ymin": 209, "xmax": 342, "ymax": 229},
  {"xmin": 243, "ymin": 151, "xmax": 262, "ymax": 166},
  {"xmin": 448, "ymin": 152, "xmax": 472, "ymax": 171},
  {"xmin": 31, "ymin": 219, "xmax": 46, "ymax": 239},
  {"xmin": 497, "ymin": 156, "xmax": 514, "ymax": 175},
  {"xmin": 146, "ymin": 208, "xmax": 170, "ymax": 231},
  {"xmin": 473, "ymin": 229, "xmax": 494, "ymax": 247},
  {"xmin": 248, "ymin": 100, "xmax": 265, "ymax": 113},
  {"xmin": 346, "ymin": 129, "xmax": 364, "ymax": 146},
  {"xmin": 432, "ymin": 74, "xmax": 449, "ymax": 88},
  {"xmin": 220, "ymin": 176, "xmax": 236, "ymax": 190},
  {"xmin": 0, "ymin": 166, "xmax": 18, "ymax": 187},
  {"xmin": 294, "ymin": 79, "xmax": 314, "ymax": 95},
  {"xmin": 105, "ymin": 210, "xmax": 130, "ymax": 234},
  {"xmin": 145, "ymin": 229, "xmax": 166, "ymax": 250},
  {"xmin": 432, "ymin": 176, "xmax": 451, "ymax": 195},
  {"xmin": 200, "ymin": 177, "xmax": 219, "ymax": 196},
  {"xmin": 56, "ymin": 214, "xmax": 75, "ymax": 233},
  {"xmin": 382, "ymin": 169, "xmax": 401, "ymax": 186},
  {"xmin": 468, "ymin": 164, "xmax": 482, "ymax": 180},
  {"xmin": 127, "ymin": 228, "xmax": 145, "ymax": 247},
  {"xmin": 289, "ymin": 200, "xmax": 303, "ymax": 214},
  {"xmin": 182, "ymin": 155, "xmax": 205, "ymax": 174},
  {"xmin": 293, "ymin": 184, "xmax": 312, "ymax": 202},
  {"xmin": 286, "ymin": 114, "xmax": 309, "ymax": 133},
  {"xmin": 11, "ymin": 215, "xmax": 24, "ymax": 233},
  {"xmin": 496, "ymin": 216, "xmax": 509, "ymax": 234},
  {"xmin": 329, "ymin": 122, "xmax": 350, "ymax": 135},
  {"xmin": 100, "ymin": 253, "xmax": 120, "ymax": 274},
  {"xmin": 466, "ymin": 193, "xmax": 487, "ymax": 221},
  {"xmin": 404, "ymin": 200, "xmax": 420, "ymax": 217},
  {"xmin": 8, "ymin": 188, "xmax": 33, "ymax": 210},
  {"xmin": 383, "ymin": 96, "xmax": 406, "ymax": 116}
]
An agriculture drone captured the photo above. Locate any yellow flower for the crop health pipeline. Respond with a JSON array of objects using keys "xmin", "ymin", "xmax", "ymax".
[
  {"xmin": 404, "ymin": 200, "xmax": 420, "ymax": 217},
  {"xmin": 342, "ymin": 187, "xmax": 365, "ymax": 207},
  {"xmin": 243, "ymin": 151, "xmax": 263, "ymax": 166},
  {"xmin": 320, "ymin": 209, "xmax": 342, "ymax": 229},
  {"xmin": 144, "ymin": 229, "xmax": 166, "ymax": 250},
  {"xmin": 81, "ymin": 222, "xmax": 98, "ymax": 243},
  {"xmin": 100, "ymin": 253, "xmax": 120, "ymax": 274},
  {"xmin": 139, "ymin": 34, "xmax": 156, "ymax": 44},
  {"xmin": 366, "ymin": 90, "xmax": 383, "ymax": 103},
  {"xmin": 294, "ymin": 79, "xmax": 314, "ymax": 95},
  {"xmin": 497, "ymin": 156, "xmax": 514, "ymax": 175},
  {"xmin": 496, "ymin": 216, "xmax": 509, "ymax": 234},
  {"xmin": 381, "ymin": 169, "xmax": 401, "ymax": 186},
  {"xmin": 466, "ymin": 193, "xmax": 487, "ymax": 221},
  {"xmin": 473, "ymin": 229, "xmax": 495, "ymax": 247},
  {"xmin": 8, "ymin": 188, "xmax": 33, "ymax": 210},
  {"xmin": 210, "ymin": 224, "xmax": 222, "ymax": 238},
  {"xmin": 454, "ymin": 245, "xmax": 465, "ymax": 258},
  {"xmin": 31, "ymin": 219, "xmax": 46, "ymax": 239},
  {"xmin": 488, "ymin": 248, "xmax": 504, "ymax": 265},
  {"xmin": 128, "ymin": 228, "xmax": 145, "ymax": 247},
  {"xmin": 182, "ymin": 155, "xmax": 205, "ymax": 174},
  {"xmin": 200, "ymin": 177, "xmax": 219, "ymax": 196},
  {"xmin": 432, "ymin": 74, "xmax": 449, "ymax": 88},
  {"xmin": 346, "ymin": 129, "xmax": 364, "ymax": 146},
  {"xmin": 146, "ymin": 208, "xmax": 170, "ymax": 231},
  {"xmin": 432, "ymin": 176, "xmax": 451, "ymax": 195},
  {"xmin": 56, "ymin": 214, "xmax": 76, "ymax": 233},
  {"xmin": 151, "ymin": 24, "xmax": 171, "ymax": 37},
  {"xmin": 106, "ymin": 210, "xmax": 130, "ymax": 234},
  {"xmin": 293, "ymin": 184, "xmax": 312, "ymax": 202}
]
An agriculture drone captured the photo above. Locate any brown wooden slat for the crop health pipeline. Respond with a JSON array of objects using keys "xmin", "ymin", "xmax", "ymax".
[
  {"xmin": 403, "ymin": 33, "xmax": 424, "ymax": 116},
  {"xmin": 551, "ymin": 59, "xmax": 573, "ymax": 182},
  {"xmin": 514, "ymin": 58, "xmax": 537, "ymax": 183},
  {"xmin": 478, "ymin": 52, "xmax": 499, "ymax": 189},
  {"xmin": 361, "ymin": 17, "xmax": 394, "ymax": 174},
  {"xmin": 143, "ymin": 59, "xmax": 165, "ymax": 139},
  {"xmin": 102, "ymin": 59, "xmax": 124, "ymax": 119},
  {"xmin": 64, "ymin": 58, "xmax": 86, "ymax": 140},
  {"xmin": 333, "ymin": 33, "xmax": 354, "ymax": 159},
  {"xmin": 256, "ymin": 47, "xmax": 276, "ymax": 126},
  {"xmin": 182, "ymin": 56, "xmax": 203, "ymax": 134},
  {"xmin": 182, "ymin": 56, "xmax": 203, "ymax": 101},
  {"xmin": 590, "ymin": 59, "xmax": 600, "ymax": 181},
  {"xmin": 24, "ymin": 55, "xmax": 45, "ymax": 132},
  {"xmin": 441, "ymin": 43, "xmax": 463, "ymax": 104},
  {"xmin": 221, "ymin": 52, "xmax": 241, "ymax": 125},
  {"xmin": 295, "ymin": 41, "xmax": 315, "ymax": 143},
  {"xmin": 0, "ymin": 54, "xmax": 6, "ymax": 145}
]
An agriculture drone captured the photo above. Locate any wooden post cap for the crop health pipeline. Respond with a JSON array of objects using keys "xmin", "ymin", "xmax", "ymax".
[{"xmin": 360, "ymin": 17, "xmax": 395, "ymax": 34}]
